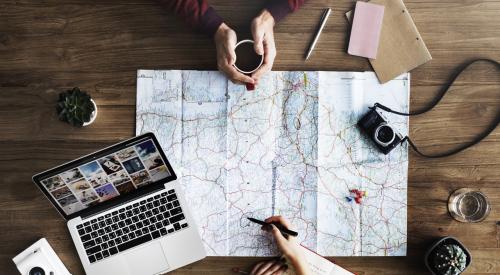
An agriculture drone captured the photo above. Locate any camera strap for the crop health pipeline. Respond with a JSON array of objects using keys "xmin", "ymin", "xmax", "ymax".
[{"xmin": 373, "ymin": 58, "xmax": 500, "ymax": 158}]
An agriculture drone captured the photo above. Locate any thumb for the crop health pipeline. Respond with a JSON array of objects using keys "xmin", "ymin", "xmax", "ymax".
[
  {"xmin": 252, "ymin": 28, "xmax": 265, "ymax": 56},
  {"xmin": 270, "ymin": 224, "xmax": 288, "ymax": 247}
]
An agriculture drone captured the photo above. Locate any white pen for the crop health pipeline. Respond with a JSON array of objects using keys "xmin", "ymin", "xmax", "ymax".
[{"xmin": 305, "ymin": 8, "xmax": 332, "ymax": 60}]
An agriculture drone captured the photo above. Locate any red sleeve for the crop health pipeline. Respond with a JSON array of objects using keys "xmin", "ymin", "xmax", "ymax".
[
  {"xmin": 265, "ymin": 0, "xmax": 306, "ymax": 22},
  {"xmin": 158, "ymin": 0, "xmax": 223, "ymax": 37}
]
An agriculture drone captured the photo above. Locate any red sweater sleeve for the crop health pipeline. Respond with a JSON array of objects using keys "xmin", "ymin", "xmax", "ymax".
[
  {"xmin": 158, "ymin": 0, "xmax": 223, "ymax": 37},
  {"xmin": 265, "ymin": 0, "xmax": 306, "ymax": 22}
]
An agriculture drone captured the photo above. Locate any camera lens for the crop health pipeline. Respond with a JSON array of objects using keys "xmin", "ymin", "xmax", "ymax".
[
  {"xmin": 29, "ymin": 267, "xmax": 45, "ymax": 275},
  {"xmin": 374, "ymin": 123, "xmax": 395, "ymax": 146}
]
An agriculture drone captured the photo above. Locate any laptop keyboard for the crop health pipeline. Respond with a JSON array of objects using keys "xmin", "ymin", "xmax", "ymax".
[{"xmin": 76, "ymin": 189, "xmax": 188, "ymax": 264}]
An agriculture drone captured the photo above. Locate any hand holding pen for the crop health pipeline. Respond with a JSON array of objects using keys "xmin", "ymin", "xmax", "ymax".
[{"xmin": 247, "ymin": 216, "xmax": 311, "ymax": 275}]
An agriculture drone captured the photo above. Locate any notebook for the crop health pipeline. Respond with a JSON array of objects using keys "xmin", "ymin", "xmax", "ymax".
[
  {"xmin": 346, "ymin": 0, "xmax": 432, "ymax": 83},
  {"xmin": 284, "ymin": 246, "xmax": 355, "ymax": 275},
  {"xmin": 348, "ymin": 1, "xmax": 385, "ymax": 59}
]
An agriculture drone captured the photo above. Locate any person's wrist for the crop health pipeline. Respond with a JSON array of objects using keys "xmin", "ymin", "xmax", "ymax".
[
  {"xmin": 291, "ymin": 256, "xmax": 310, "ymax": 275},
  {"xmin": 287, "ymin": 252, "xmax": 302, "ymax": 265},
  {"xmin": 286, "ymin": 256, "xmax": 309, "ymax": 275},
  {"xmin": 258, "ymin": 9, "xmax": 275, "ymax": 27},
  {"xmin": 283, "ymin": 246, "xmax": 308, "ymax": 272},
  {"xmin": 215, "ymin": 23, "xmax": 231, "ymax": 40},
  {"xmin": 283, "ymin": 249, "xmax": 301, "ymax": 265}
]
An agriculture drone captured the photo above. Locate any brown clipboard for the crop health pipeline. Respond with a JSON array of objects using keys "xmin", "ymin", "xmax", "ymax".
[{"xmin": 346, "ymin": 0, "xmax": 432, "ymax": 83}]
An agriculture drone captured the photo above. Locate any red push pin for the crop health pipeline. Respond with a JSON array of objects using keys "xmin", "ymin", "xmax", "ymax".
[{"xmin": 348, "ymin": 189, "xmax": 366, "ymax": 204}]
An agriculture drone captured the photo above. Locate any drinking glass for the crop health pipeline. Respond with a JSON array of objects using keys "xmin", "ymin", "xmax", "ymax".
[{"xmin": 448, "ymin": 188, "xmax": 491, "ymax": 223}]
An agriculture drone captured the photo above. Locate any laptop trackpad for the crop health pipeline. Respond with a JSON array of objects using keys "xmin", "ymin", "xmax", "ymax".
[{"xmin": 124, "ymin": 242, "xmax": 169, "ymax": 275}]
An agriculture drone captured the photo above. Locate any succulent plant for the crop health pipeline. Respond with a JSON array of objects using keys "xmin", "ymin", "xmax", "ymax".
[
  {"xmin": 432, "ymin": 244, "xmax": 467, "ymax": 275},
  {"xmin": 56, "ymin": 87, "xmax": 95, "ymax": 127}
]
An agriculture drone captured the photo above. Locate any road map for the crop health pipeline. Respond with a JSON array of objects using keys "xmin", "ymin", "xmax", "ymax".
[{"xmin": 136, "ymin": 70, "xmax": 409, "ymax": 256}]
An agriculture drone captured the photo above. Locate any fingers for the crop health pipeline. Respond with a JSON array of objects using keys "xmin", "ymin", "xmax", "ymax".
[
  {"xmin": 252, "ymin": 22, "xmax": 265, "ymax": 55},
  {"xmin": 265, "ymin": 216, "xmax": 292, "ymax": 229},
  {"xmin": 217, "ymin": 62, "xmax": 244, "ymax": 84},
  {"xmin": 251, "ymin": 62, "xmax": 271, "ymax": 82},
  {"xmin": 251, "ymin": 63, "xmax": 270, "ymax": 82},
  {"xmin": 271, "ymin": 265, "xmax": 288, "ymax": 275},
  {"xmin": 230, "ymin": 68, "xmax": 254, "ymax": 84},
  {"xmin": 270, "ymin": 224, "xmax": 289, "ymax": 247},
  {"xmin": 251, "ymin": 32, "xmax": 276, "ymax": 82},
  {"xmin": 251, "ymin": 260, "xmax": 286, "ymax": 275},
  {"xmin": 263, "ymin": 30, "xmax": 276, "ymax": 61},
  {"xmin": 254, "ymin": 261, "xmax": 275, "ymax": 275},
  {"xmin": 215, "ymin": 24, "xmax": 254, "ymax": 85},
  {"xmin": 222, "ymin": 40, "xmax": 253, "ymax": 84},
  {"xmin": 218, "ymin": 54, "xmax": 254, "ymax": 85},
  {"xmin": 250, "ymin": 261, "xmax": 266, "ymax": 275},
  {"xmin": 260, "ymin": 262, "xmax": 285, "ymax": 275},
  {"xmin": 226, "ymin": 45, "xmax": 237, "ymax": 66}
]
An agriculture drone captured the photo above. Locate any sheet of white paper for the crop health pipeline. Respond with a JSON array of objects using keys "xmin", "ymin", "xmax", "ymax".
[{"xmin": 136, "ymin": 70, "xmax": 409, "ymax": 256}]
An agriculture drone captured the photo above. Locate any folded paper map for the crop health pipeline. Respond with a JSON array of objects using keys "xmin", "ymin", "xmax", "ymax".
[{"xmin": 136, "ymin": 70, "xmax": 409, "ymax": 256}]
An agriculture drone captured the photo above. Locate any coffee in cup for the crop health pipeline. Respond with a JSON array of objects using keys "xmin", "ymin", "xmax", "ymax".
[{"xmin": 233, "ymin": 40, "xmax": 264, "ymax": 91}]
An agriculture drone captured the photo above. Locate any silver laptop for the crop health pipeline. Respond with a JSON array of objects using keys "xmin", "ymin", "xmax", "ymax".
[{"xmin": 32, "ymin": 133, "xmax": 206, "ymax": 275}]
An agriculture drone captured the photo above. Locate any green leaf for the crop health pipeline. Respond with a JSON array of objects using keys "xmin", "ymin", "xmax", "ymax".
[{"xmin": 57, "ymin": 87, "xmax": 95, "ymax": 127}]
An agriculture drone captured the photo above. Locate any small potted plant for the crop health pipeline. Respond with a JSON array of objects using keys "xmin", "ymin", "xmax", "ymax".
[
  {"xmin": 425, "ymin": 236, "xmax": 471, "ymax": 275},
  {"xmin": 56, "ymin": 87, "xmax": 97, "ymax": 127}
]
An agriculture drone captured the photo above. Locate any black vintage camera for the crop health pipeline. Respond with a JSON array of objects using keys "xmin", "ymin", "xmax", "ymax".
[{"xmin": 358, "ymin": 107, "xmax": 403, "ymax": 154}]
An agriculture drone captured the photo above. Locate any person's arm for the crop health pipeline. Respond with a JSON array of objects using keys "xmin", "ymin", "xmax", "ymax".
[
  {"xmin": 159, "ymin": 0, "xmax": 255, "ymax": 85},
  {"xmin": 250, "ymin": 0, "xmax": 306, "ymax": 83},
  {"xmin": 265, "ymin": 0, "xmax": 306, "ymax": 22},
  {"xmin": 158, "ymin": 0, "xmax": 223, "ymax": 37}
]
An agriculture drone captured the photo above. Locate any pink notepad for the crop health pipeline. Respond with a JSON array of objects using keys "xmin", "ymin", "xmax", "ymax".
[{"xmin": 348, "ymin": 1, "xmax": 385, "ymax": 59}]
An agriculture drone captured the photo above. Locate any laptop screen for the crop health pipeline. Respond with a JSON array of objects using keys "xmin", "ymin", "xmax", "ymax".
[{"xmin": 36, "ymin": 135, "xmax": 174, "ymax": 218}]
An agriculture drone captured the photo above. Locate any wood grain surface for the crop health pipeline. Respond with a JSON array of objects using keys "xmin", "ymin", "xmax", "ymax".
[{"xmin": 0, "ymin": 0, "xmax": 499, "ymax": 274}]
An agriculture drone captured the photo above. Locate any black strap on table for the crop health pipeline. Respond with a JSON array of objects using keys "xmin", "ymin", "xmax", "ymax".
[{"xmin": 373, "ymin": 58, "xmax": 500, "ymax": 158}]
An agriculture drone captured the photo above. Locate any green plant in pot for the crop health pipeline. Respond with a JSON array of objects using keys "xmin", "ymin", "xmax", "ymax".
[
  {"xmin": 432, "ymin": 244, "xmax": 467, "ymax": 274},
  {"xmin": 56, "ymin": 87, "xmax": 97, "ymax": 127},
  {"xmin": 425, "ymin": 236, "xmax": 471, "ymax": 275}
]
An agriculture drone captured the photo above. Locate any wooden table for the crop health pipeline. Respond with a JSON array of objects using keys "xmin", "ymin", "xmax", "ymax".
[{"xmin": 1, "ymin": 0, "xmax": 499, "ymax": 274}]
